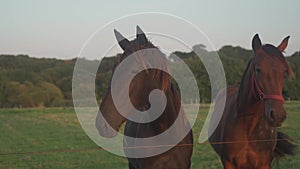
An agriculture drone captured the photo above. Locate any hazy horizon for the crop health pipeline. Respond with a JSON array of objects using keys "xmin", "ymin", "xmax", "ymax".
[{"xmin": 1, "ymin": 0, "xmax": 299, "ymax": 59}]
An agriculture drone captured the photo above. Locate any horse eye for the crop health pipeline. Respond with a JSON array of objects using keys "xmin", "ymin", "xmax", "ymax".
[{"xmin": 255, "ymin": 67, "xmax": 262, "ymax": 74}]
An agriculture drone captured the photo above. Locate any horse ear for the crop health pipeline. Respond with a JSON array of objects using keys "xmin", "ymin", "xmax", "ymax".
[
  {"xmin": 252, "ymin": 34, "xmax": 262, "ymax": 52},
  {"xmin": 278, "ymin": 36, "xmax": 290, "ymax": 52},
  {"xmin": 114, "ymin": 29, "xmax": 130, "ymax": 51},
  {"xmin": 136, "ymin": 25, "xmax": 148, "ymax": 44}
]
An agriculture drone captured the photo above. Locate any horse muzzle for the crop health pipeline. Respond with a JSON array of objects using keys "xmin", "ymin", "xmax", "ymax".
[{"xmin": 266, "ymin": 108, "xmax": 287, "ymax": 127}]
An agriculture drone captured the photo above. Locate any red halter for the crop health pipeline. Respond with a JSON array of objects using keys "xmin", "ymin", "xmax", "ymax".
[{"xmin": 251, "ymin": 64, "xmax": 285, "ymax": 103}]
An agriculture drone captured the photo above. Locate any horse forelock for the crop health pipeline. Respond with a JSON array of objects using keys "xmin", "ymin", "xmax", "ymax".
[
  {"xmin": 141, "ymin": 47, "xmax": 171, "ymax": 92},
  {"xmin": 260, "ymin": 45, "xmax": 294, "ymax": 79},
  {"xmin": 117, "ymin": 41, "xmax": 171, "ymax": 92}
]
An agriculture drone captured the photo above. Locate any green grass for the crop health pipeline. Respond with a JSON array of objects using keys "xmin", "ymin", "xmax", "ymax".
[{"xmin": 0, "ymin": 103, "xmax": 299, "ymax": 169}]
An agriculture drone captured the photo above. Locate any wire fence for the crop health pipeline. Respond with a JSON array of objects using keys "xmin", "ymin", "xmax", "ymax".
[{"xmin": 0, "ymin": 138, "xmax": 292, "ymax": 157}]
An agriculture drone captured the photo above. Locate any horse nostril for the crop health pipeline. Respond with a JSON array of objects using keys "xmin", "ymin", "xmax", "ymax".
[{"xmin": 269, "ymin": 110, "xmax": 276, "ymax": 122}]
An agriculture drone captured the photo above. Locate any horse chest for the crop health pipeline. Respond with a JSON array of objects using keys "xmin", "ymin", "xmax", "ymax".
[
  {"xmin": 223, "ymin": 122, "xmax": 277, "ymax": 167},
  {"xmin": 230, "ymin": 143, "xmax": 273, "ymax": 168}
]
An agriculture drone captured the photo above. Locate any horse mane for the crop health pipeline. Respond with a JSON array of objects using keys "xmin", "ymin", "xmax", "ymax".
[
  {"xmin": 237, "ymin": 58, "xmax": 253, "ymax": 110},
  {"xmin": 118, "ymin": 40, "xmax": 171, "ymax": 92}
]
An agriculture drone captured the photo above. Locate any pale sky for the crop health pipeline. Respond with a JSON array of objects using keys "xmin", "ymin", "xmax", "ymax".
[{"xmin": 0, "ymin": 0, "xmax": 299, "ymax": 59}]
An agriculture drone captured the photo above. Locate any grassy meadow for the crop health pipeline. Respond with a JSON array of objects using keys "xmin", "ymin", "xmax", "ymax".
[{"xmin": 0, "ymin": 102, "xmax": 299, "ymax": 169}]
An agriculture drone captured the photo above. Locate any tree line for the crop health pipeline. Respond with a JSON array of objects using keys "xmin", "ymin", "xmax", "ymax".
[{"xmin": 0, "ymin": 45, "xmax": 299, "ymax": 108}]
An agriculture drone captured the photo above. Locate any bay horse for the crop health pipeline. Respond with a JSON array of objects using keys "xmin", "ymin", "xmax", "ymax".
[
  {"xmin": 96, "ymin": 26, "xmax": 193, "ymax": 169},
  {"xmin": 209, "ymin": 34, "xmax": 296, "ymax": 169}
]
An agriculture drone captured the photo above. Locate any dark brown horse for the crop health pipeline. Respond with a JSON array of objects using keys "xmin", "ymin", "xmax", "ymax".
[
  {"xmin": 209, "ymin": 34, "xmax": 296, "ymax": 169},
  {"xmin": 96, "ymin": 26, "xmax": 193, "ymax": 169}
]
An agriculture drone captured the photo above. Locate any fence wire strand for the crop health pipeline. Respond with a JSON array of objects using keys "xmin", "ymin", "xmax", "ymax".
[{"xmin": 0, "ymin": 138, "xmax": 292, "ymax": 156}]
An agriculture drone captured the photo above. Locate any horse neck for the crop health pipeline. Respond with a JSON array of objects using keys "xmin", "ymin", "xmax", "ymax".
[
  {"xmin": 237, "ymin": 61, "xmax": 259, "ymax": 114},
  {"xmin": 236, "ymin": 61, "xmax": 270, "ymax": 136},
  {"xmin": 155, "ymin": 85, "xmax": 182, "ymax": 130}
]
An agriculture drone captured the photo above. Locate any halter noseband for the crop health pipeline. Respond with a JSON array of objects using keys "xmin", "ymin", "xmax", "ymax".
[{"xmin": 251, "ymin": 63, "xmax": 285, "ymax": 103}]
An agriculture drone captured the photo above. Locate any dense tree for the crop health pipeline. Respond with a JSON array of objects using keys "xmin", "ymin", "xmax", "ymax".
[{"xmin": 0, "ymin": 45, "xmax": 299, "ymax": 108}]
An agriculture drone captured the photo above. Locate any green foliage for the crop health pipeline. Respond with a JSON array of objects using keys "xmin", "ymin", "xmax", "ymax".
[
  {"xmin": 0, "ymin": 55, "xmax": 75, "ymax": 107},
  {"xmin": 285, "ymin": 52, "xmax": 300, "ymax": 100},
  {"xmin": 173, "ymin": 45, "xmax": 300, "ymax": 102},
  {"xmin": 0, "ymin": 46, "xmax": 299, "ymax": 108}
]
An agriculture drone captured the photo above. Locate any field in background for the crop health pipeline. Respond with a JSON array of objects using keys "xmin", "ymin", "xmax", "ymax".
[{"xmin": 0, "ymin": 102, "xmax": 299, "ymax": 169}]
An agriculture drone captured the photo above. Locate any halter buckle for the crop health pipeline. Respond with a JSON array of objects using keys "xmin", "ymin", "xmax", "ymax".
[{"xmin": 259, "ymin": 93, "xmax": 264, "ymax": 100}]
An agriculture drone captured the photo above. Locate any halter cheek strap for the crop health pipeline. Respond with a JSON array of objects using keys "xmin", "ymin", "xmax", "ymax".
[{"xmin": 251, "ymin": 64, "xmax": 285, "ymax": 103}]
